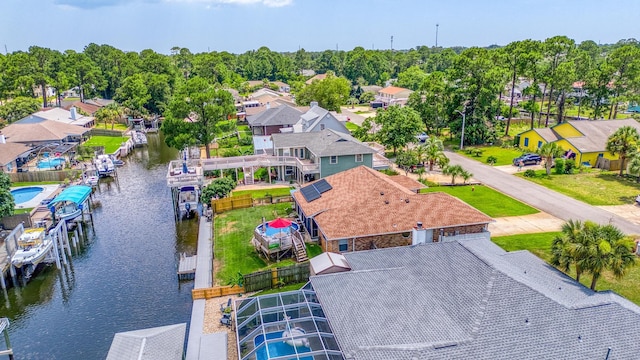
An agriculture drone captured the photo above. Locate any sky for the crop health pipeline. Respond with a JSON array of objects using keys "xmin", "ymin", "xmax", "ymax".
[{"xmin": 1, "ymin": 0, "xmax": 639, "ymax": 54}]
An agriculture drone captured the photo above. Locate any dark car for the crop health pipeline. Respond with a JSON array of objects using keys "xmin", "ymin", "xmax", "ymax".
[{"xmin": 513, "ymin": 153, "xmax": 542, "ymax": 166}]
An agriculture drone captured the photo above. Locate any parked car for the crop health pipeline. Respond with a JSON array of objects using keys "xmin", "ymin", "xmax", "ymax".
[
  {"xmin": 513, "ymin": 153, "xmax": 542, "ymax": 166},
  {"xmin": 416, "ymin": 133, "xmax": 429, "ymax": 142}
]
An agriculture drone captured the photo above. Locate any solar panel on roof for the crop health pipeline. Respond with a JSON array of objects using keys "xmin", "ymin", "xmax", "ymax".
[
  {"xmin": 313, "ymin": 179, "xmax": 333, "ymax": 194},
  {"xmin": 300, "ymin": 185, "xmax": 321, "ymax": 202}
]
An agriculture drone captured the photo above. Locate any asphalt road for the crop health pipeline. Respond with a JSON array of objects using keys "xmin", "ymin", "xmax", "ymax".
[{"xmin": 446, "ymin": 151, "xmax": 640, "ymax": 235}]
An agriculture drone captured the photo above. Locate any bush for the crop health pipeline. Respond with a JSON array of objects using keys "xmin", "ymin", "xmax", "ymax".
[
  {"xmin": 486, "ymin": 156, "xmax": 498, "ymax": 165},
  {"xmin": 222, "ymin": 148, "xmax": 242, "ymax": 157},
  {"xmin": 239, "ymin": 137, "xmax": 253, "ymax": 146},
  {"xmin": 554, "ymin": 158, "xmax": 565, "ymax": 175},
  {"xmin": 204, "ymin": 170, "xmax": 221, "ymax": 178},
  {"xmin": 523, "ymin": 169, "xmax": 536, "ymax": 178},
  {"xmin": 471, "ymin": 148, "xmax": 484, "ymax": 157},
  {"xmin": 564, "ymin": 159, "xmax": 576, "ymax": 174},
  {"xmin": 254, "ymin": 168, "xmax": 268, "ymax": 181},
  {"xmin": 200, "ymin": 177, "xmax": 237, "ymax": 204}
]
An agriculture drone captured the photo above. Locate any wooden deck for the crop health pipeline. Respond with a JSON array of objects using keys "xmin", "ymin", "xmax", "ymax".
[{"xmin": 178, "ymin": 253, "xmax": 197, "ymax": 280}]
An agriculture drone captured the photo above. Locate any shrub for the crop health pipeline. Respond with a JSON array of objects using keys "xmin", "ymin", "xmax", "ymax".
[
  {"xmin": 564, "ymin": 159, "xmax": 576, "ymax": 174},
  {"xmin": 254, "ymin": 168, "xmax": 268, "ymax": 181},
  {"xmin": 204, "ymin": 170, "xmax": 221, "ymax": 178},
  {"xmin": 486, "ymin": 155, "xmax": 498, "ymax": 165},
  {"xmin": 201, "ymin": 177, "xmax": 237, "ymax": 204},
  {"xmin": 471, "ymin": 148, "xmax": 484, "ymax": 157},
  {"xmin": 222, "ymin": 148, "xmax": 242, "ymax": 157},
  {"xmin": 523, "ymin": 169, "xmax": 536, "ymax": 178},
  {"xmin": 239, "ymin": 137, "xmax": 253, "ymax": 146},
  {"xmin": 554, "ymin": 158, "xmax": 565, "ymax": 175}
]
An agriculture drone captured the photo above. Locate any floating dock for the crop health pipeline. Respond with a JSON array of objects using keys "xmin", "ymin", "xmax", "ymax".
[{"xmin": 177, "ymin": 253, "xmax": 197, "ymax": 280}]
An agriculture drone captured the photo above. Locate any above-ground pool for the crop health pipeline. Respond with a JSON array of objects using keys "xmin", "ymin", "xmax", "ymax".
[
  {"xmin": 37, "ymin": 157, "xmax": 65, "ymax": 169},
  {"xmin": 254, "ymin": 332, "xmax": 312, "ymax": 360},
  {"xmin": 257, "ymin": 223, "xmax": 300, "ymax": 237},
  {"xmin": 11, "ymin": 187, "xmax": 44, "ymax": 204}
]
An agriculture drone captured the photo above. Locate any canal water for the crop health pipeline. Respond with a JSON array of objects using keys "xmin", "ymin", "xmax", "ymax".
[{"xmin": 0, "ymin": 133, "xmax": 198, "ymax": 359}]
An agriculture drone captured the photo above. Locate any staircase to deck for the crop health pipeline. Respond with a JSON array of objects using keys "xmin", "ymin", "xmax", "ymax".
[
  {"xmin": 243, "ymin": 166, "xmax": 254, "ymax": 185},
  {"xmin": 292, "ymin": 232, "xmax": 308, "ymax": 262}
]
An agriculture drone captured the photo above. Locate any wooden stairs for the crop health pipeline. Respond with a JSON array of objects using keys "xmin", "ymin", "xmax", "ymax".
[{"xmin": 292, "ymin": 232, "xmax": 308, "ymax": 262}]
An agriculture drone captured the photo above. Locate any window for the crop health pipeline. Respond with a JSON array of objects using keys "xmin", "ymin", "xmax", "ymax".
[
  {"xmin": 329, "ymin": 156, "xmax": 338, "ymax": 164},
  {"xmin": 598, "ymin": 153, "xmax": 604, "ymax": 158},
  {"xmin": 355, "ymin": 154, "xmax": 363, "ymax": 162},
  {"xmin": 537, "ymin": 141, "xmax": 542, "ymax": 148},
  {"xmin": 338, "ymin": 239, "xmax": 348, "ymax": 252},
  {"xmin": 524, "ymin": 138, "xmax": 529, "ymax": 147},
  {"xmin": 320, "ymin": 124, "xmax": 326, "ymax": 130}
]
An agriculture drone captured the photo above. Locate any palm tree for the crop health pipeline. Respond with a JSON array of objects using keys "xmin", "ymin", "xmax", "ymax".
[
  {"xmin": 583, "ymin": 222, "xmax": 636, "ymax": 290},
  {"xmin": 443, "ymin": 164, "xmax": 465, "ymax": 185},
  {"xmin": 536, "ymin": 142, "xmax": 564, "ymax": 175},
  {"xmin": 552, "ymin": 219, "xmax": 588, "ymax": 282},
  {"xmin": 460, "ymin": 169, "xmax": 473, "ymax": 184},
  {"xmin": 606, "ymin": 126, "xmax": 640, "ymax": 176},
  {"xmin": 628, "ymin": 151, "xmax": 640, "ymax": 182},
  {"xmin": 347, "ymin": 97, "xmax": 359, "ymax": 109},
  {"xmin": 422, "ymin": 137, "xmax": 449, "ymax": 171}
]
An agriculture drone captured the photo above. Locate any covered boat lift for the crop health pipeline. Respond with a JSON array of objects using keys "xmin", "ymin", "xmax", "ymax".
[{"xmin": 50, "ymin": 185, "xmax": 93, "ymax": 225}]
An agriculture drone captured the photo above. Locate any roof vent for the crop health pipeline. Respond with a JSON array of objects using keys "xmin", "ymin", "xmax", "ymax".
[
  {"xmin": 380, "ymin": 191, "xmax": 384, "ymax": 196},
  {"xmin": 416, "ymin": 222, "xmax": 422, "ymax": 229},
  {"xmin": 578, "ymin": 335, "xmax": 582, "ymax": 342},
  {"xmin": 525, "ymin": 318, "xmax": 529, "ymax": 325},
  {"xmin": 384, "ymin": 200, "xmax": 389, "ymax": 204},
  {"xmin": 405, "ymin": 198, "xmax": 410, "ymax": 203}
]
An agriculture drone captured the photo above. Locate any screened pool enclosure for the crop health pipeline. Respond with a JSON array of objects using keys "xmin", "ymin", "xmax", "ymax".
[{"xmin": 235, "ymin": 285, "xmax": 343, "ymax": 360}]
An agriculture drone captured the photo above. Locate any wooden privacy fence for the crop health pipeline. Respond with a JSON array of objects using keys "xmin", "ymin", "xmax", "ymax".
[
  {"xmin": 212, "ymin": 193, "xmax": 253, "ymax": 213},
  {"xmin": 595, "ymin": 157, "xmax": 621, "ymax": 171},
  {"xmin": 243, "ymin": 262, "xmax": 310, "ymax": 293},
  {"xmin": 192, "ymin": 285, "xmax": 245, "ymax": 300},
  {"xmin": 89, "ymin": 128, "xmax": 126, "ymax": 137},
  {"xmin": 9, "ymin": 170, "xmax": 69, "ymax": 183}
]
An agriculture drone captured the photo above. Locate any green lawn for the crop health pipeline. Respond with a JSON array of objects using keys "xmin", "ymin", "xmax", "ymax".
[
  {"xmin": 97, "ymin": 123, "xmax": 129, "ymax": 131},
  {"xmin": 232, "ymin": 187, "xmax": 294, "ymax": 198},
  {"xmin": 306, "ymin": 242, "xmax": 322, "ymax": 259},
  {"xmin": 214, "ymin": 203, "xmax": 296, "ymax": 285},
  {"xmin": 492, "ymin": 232, "xmax": 640, "ymax": 305},
  {"xmin": 345, "ymin": 122, "xmax": 360, "ymax": 132},
  {"xmin": 12, "ymin": 181, "xmax": 61, "ymax": 186},
  {"xmin": 457, "ymin": 146, "xmax": 526, "ymax": 166},
  {"xmin": 421, "ymin": 184, "xmax": 538, "ymax": 217},
  {"xmin": 13, "ymin": 208, "xmax": 34, "ymax": 215},
  {"xmin": 517, "ymin": 170, "xmax": 640, "ymax": 205},
  {"xmin": 252, "ymin": 282, "xmax": 306, "ymax": 296},
  {"xmin": 83, "ymin": 135, "xmax": 129, "ymax": 154}
]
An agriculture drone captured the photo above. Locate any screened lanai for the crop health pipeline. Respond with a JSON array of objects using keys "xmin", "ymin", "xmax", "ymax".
[{"xmin": 235, "ymin": 285, "xmax": 343, "ymax": 360}]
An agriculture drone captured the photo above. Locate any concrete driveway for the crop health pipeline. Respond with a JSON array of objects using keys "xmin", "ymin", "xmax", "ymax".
[{"xmin": 446, "ymin": 151, "xmax": 640, "ymax": 235}]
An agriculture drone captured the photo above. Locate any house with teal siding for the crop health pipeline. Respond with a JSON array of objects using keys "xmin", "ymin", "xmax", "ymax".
[{"xmin": 270, "ymin": 129, "xmax": 383, "ymax": 182}]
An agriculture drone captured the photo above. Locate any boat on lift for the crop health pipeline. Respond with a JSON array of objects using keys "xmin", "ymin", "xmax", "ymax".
[
  {"xmin": 11, "ymin": 228, "xmax": 53, "ymax": 269},
  {"xmin": 94, "ymin": 154, "xmax": 115, "ymax": 177}
]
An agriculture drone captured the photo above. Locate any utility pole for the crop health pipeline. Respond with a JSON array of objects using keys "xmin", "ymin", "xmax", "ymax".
[
  {"xmin": 390, "ymin": 35, "xmax": 393, "ymax": 51},
  {"xmin": 435, "ymin": 24, "xmax": 439, "ymax": 47}
]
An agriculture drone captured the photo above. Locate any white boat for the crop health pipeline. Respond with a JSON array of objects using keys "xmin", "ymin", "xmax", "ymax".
[
  {"xmin": 84, "ymin": 175, "xmax": 99, "ymax": 187},
  {"xmin": 55, "ymin": 203, "xmax": 82, "ymax": 222},
  {"xmin": 11, "ymin": 228, "xmax": 53, "ymax": 269},
  {"xmin": 133, "ymin": 130, "xmax": 148, "ymax": 147},
  {"xmin": 95, "ymin": 154, "xmax": 115, "ymax": 177},
  {"xmin": 178, "ymin": 185, "xmax": 199, "ymax": 218}
]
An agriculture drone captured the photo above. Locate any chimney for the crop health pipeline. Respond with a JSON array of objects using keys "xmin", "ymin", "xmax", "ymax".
[
  {"xmin": 412, "ymin": 224, "xmax": 427, "ymax": 245},
  {"xmin": 70, "ymin": 107, "xmax": 77, "ymax": 120},
  {"xmin": 310, "ymin": 101, "xmax": 318, "ymax": 108},
  {"xmin": 266, "ymin": 102, "xmax": 270, "ymax": 109},
  {"xmin": 0, "ymin": 133, "xmax": 5, "ymax": 144}
]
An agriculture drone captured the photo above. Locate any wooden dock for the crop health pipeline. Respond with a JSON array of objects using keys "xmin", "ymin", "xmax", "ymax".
[{"xmin": 177, "ymin": 253, "xmax": 196, "ymax": 280}]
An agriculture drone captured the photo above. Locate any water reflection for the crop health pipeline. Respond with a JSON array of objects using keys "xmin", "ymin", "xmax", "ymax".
[{"xmin": 0, "ymin": 132, "xmax": 197, "ymax": 359}]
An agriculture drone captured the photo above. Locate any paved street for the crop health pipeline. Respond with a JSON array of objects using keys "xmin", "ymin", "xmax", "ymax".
[{"xmin": 446, "ymin": 151, "xmax": 640, "ymax": 235}]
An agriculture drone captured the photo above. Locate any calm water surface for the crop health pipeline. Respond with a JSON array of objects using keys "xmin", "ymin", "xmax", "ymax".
[{"xmin": 0, "ymin": 133, "xmax": 197, "ymax": 359}]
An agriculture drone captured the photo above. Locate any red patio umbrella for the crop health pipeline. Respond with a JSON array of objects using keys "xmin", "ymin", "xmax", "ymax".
[{"xmin": 268, "ymin": 218, "xmax": 292, "ymax": 228}]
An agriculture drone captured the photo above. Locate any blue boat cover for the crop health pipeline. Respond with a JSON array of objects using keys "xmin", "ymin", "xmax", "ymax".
[{"xmin": 51, "ymin": 185, "xmax": 92, "ymax": 205}]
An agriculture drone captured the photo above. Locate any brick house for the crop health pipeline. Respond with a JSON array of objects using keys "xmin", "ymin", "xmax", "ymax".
[{"xmin": 293, "ymin": 166, "xmax": 493, "ymax": 253}]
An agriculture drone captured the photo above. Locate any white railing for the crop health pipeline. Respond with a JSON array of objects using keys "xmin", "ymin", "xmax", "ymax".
[{"xmin": 200, "ymin": 155, "xmax": 319, "ymax": 174}]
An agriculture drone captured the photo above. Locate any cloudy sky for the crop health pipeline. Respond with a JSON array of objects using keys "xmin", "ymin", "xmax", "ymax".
[{"xmin": 1, "ymin": 0, "xmax": 639, "ymax": 54}]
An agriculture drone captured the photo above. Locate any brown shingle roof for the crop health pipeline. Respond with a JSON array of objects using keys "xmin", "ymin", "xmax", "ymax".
[
  {"xmin": 2, "ymin": 120, "xmax": 89, "ymax": 143},
  {"xmin": 388, "ymin": 175, "xmax": 427, "ymax": 192},
  {"xmin": 294, "ymin": 166, "xmax": 492, "ymax": 240},
  {"xmin": 62, "ymin": 101, "xmax": 100, "ymax": 115},
  {"xmin": 0, "ymin": 143, "xmax": 32, "ymax": 165},
  {"xmin": 379, "ymin": 86, "xmax": 411, "ymax": 95}
]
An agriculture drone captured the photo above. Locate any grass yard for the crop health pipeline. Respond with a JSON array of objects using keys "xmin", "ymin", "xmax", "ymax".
[
  {"xmin": 457, "ymin": 146, "xmax": 526, "ymax": 166},
  {"xmin": 252, "ymin": 282, "xmax": 306, "ymax": 296},
  {"xmin": 83, "ymin": 135, "xmax": 129, "ymax": 154},
  {"xmin": 492, "ymin": 232, "xmax": 640, "ymax": 305},
  {"xmin": 97, "ymin": 123, "xmax": 129, "ymax": 131},
  {"xmin": 421, "ymin": 184, "xmax": 538, "ymax": 217},
  {"xmin": 517, "ymin": 170, "xmax": 640, "ymax": 205},
  {"xmin": 345, "ymin": 122, "xmax": 360, "ymax": 132},
  {"xmin": 306, "ymin": 242, "xmax": 322, "ymax": 259},
  {"xmin": 13, "ymin": 208, "xmax": 34, "ymax": 215},
  {"xmin": 214, "ymin": 203, "xmax": 296, "ymax": 285},
  {"xmin": 232, "ymin": 187, "xmax": 294, "ymax": 198},
  {"xmin": 12, "ymin": 181, "xmax": 61, "ymax": 186}
]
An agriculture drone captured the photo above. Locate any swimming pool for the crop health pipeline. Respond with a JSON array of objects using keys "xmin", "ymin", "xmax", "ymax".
[
  {"xmin": 11, "ymin": 187, "xmax": 44, "ymax": 204},
  {"xmin": 256, "ymin": 223, "xmax": 300, "ymax": 237},
  {"xmin": 37, "ymin": 157, "xmax": 65, "ymax": 169},
  {"xmin": 254, "ymin": 331, "xmax": 312, "ymax": 360}
]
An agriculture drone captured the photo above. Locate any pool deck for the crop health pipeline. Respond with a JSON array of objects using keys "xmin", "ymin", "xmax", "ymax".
[{"xmin": 10, "ymin": 185, "xmax": 61, "ymax": 209}]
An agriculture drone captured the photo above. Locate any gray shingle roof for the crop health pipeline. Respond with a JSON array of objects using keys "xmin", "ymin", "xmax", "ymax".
[
  {"xmin": 271, "ymin": 129, "xmax": 375, "ymax": 157},
  {"xmin": 246, "ymin": 104, "xmax": 302, "ymax": 127},
  {"xmin": 106, "ymin": 323, "xmax": 186, "ymax": 360},
  {"xmin": 562, "ymin": 119, "xmax": 640, "ymax": 153},
  {"xmin": 309, "ymin": 239, "xmax": 640, "ymax": 360},
  {"xmin": 533, "ymin": 127, "xmax": 560, "ymax": 143}
]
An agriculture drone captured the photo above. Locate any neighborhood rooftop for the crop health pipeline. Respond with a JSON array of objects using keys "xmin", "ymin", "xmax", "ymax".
[
  {"xmin": 294, "ymin": 166, "xmax": 492, "ymax": 240},
  {"xmin": 271, "ymin": 129, "xmax": 375, "ymax": 158},
  {"xmin": 309, "ymin": 238, "xmax": 640, "ymax": 360},
  {"xmin": 246, "ymin": 104, "xmax": 302, "ymax": 127},
  {"xmin": 563, "ymin": 119, "xmax": 640, "ymax": 153},
  {"xmin": 1, "ymin": 119, "xmax": 89, "ymax": 143}
]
